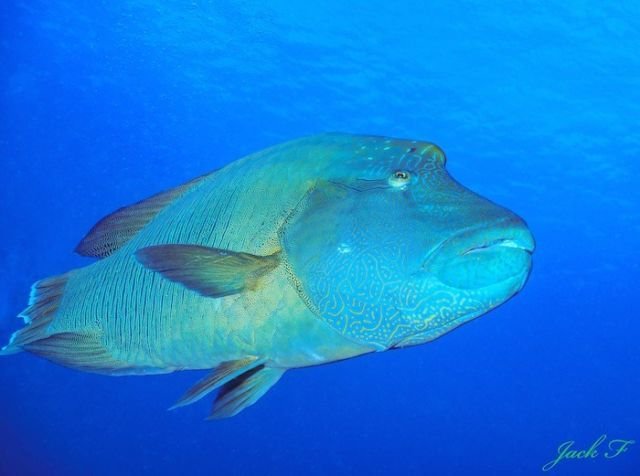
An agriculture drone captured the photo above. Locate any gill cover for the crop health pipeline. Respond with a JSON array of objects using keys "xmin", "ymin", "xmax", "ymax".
[{"xmin": 283, "ymin": 180, "xmax": 429, "ymax": 350}]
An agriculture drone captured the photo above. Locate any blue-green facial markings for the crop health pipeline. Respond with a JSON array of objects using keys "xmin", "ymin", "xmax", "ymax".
[{"xmin": 283, "ymin": 136, "xmax": 535, "ymax": 351}]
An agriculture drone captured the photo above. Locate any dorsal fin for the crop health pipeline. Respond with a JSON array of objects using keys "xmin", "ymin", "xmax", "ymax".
[{"xmin": 75, "ymin": 172, "xmax": 212, "ymax": 259}]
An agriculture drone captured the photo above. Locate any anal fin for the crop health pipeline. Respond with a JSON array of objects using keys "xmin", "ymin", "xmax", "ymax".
[
  {"xmin": 170, "ymin": 357, "xmax": 263, "ymax": 409},
  {"xmin": 208, "ymin": 365, "xmax": 285, "ymax": 419}
]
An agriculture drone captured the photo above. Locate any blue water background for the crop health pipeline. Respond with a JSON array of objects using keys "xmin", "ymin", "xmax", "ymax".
[{"xmin": 1, "ymin": 1, "xmax": 639, "ymax": 475}]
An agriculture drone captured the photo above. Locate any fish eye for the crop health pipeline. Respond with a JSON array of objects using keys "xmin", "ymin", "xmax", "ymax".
[{"xmin": 389, "ymin": 170, "xmax": 411, "ymax": 187}]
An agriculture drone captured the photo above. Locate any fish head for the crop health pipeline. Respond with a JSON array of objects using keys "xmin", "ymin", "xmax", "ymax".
[{"xmin": 282, "ymin": 135, "xmax": 535, "ymax": 350}]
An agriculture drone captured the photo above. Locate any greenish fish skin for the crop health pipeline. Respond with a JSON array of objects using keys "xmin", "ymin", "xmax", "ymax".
[{"xmin": 0, "ymin": 133, "xmax": 535, "ymax": 418}]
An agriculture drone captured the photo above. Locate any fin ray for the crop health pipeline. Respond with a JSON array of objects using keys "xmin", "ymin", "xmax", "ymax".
[
  {"xmin": 3, "ymin": 272, "xmax": 72, "ymax": 353},
  {"xmin": 170, "ymin": 357, "xmax": 263, "ymax": 409},
  {"xmin": 1, "ymin": 271, "xmax": 133, "ymax": 374},
  {"xmin": 208, "ymin": 366, "xmax": 285, "ymax": 419},
  {"xmin": 22, "ymin": 330, "xmax": 133, "ymax": 374},
  {"xmin": 75, "ymin": 173, "xmax": 211, "ymax": 259},
  {"xmin": 136, "ymin": 245, "xmax": 280, "ymax": 298}
]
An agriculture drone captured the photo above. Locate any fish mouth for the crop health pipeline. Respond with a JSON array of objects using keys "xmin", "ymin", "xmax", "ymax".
[
  {"xmin": 424, "ymin": 216, "xmax": 535, "ymax": 263},
  {"xmin": 456, "ymin": 215, "xmax": 535, "ymax": 254},
  {"xmin": 462, "ymin": 236, "xmax": 535, "ymax": 256},
  {"xmin": 424, "ymin": 216, "xmax": 535, "ymax": 290}
]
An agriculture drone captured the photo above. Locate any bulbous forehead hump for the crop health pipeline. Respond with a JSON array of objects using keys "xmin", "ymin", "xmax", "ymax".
[{"xmin": 348, "ymin": 135, "xmax": 447, "ymax": 172}]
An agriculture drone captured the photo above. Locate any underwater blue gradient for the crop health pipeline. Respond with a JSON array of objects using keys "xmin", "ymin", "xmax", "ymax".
[{"xmin": 1, "ymin": 1, "xmax": 638, "ymax": 475}]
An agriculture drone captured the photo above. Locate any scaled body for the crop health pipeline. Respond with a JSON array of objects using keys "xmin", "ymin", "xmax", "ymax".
[{"xmin": 1, "ymin": 134, "xmax": 534, "ymax": 418}]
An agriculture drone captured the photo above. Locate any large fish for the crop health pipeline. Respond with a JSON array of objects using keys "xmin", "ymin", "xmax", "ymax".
[{"xmin": 1, "ymin": 133, "xmax": 534, "ymax": 418}]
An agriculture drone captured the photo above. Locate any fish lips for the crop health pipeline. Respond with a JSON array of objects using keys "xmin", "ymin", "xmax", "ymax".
[{"xmin": 423, "ymin": 217, "xmax": 535, "ymax": 290}]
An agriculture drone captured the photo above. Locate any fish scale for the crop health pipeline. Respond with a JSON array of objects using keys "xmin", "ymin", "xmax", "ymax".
[{"xmin": 0, "ymin": 133, "xmax": 534, "ymax": 418}]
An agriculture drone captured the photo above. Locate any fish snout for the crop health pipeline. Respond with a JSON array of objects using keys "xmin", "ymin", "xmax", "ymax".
[{"xmin": 426, "ymin": 216, "xmax": 535, "ymax": 290}]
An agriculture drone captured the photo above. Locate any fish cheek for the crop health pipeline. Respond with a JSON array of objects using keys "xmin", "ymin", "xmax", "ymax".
[
  {"xmin": 282, "ymin": 183, "xmax": 417, "ymax": 350},
  {"xmin": 281, "ymin": 183, "xmax": 353, "ymax": 315}
]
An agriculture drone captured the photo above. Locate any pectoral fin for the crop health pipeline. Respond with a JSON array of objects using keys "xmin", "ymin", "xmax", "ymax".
[
  {"xmin": 136, "ymin": 245, "xmax": 280, "ymax": 298},
  {"xmin": 208, "ymin": 365, "xmax": 285, "ymax": 419}
]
